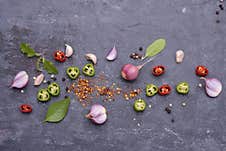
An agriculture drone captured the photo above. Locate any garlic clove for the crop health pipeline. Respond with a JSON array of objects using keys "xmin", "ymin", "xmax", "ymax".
[
  {"xmin": 85, "ymin": 53, "xmax": 97, "ymax": 65},
  {"xmin": 65, "ymin": 44, "xmax": 74, "ymax": 57},
  {"xmin": 11, "ymin": 71, "xmax": 29, "ymax": 89},
  {"xmin": 176, "ymin": 50, "xmax": 184, "ymax": 63},
  {"xmin": 34, "ymin": 73, "xmax": 44, "ymax": 86},
  {"xmin": 106, "ymin": 45, "xmax": 118, "ymax": 61}
]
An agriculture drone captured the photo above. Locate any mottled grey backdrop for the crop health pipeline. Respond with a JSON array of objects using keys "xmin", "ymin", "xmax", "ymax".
[{"xmin": 0, "ymin": 0, "xmax": 226, "ymax": 151}]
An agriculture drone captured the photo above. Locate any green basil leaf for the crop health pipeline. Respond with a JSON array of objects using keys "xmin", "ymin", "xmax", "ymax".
[
  {"xmin": 43, "ymin": 59, "xmax": 58, "ymax": 74},
  {"xmin": 20, "ymin": 43, "xmax": 40, "ymax": 57},
  {"xmin": 44, "ymin": 97, "xmax": 70, "ymax": 123},
  {"xmin": 144, "ymin": 38, "xmax": 166, "ymax": 59}
]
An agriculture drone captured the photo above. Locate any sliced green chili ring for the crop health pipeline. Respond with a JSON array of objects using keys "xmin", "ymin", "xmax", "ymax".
[
  {"xmin": 133, "ymin": 99, "xmax": 146, "ymax": 112},
  {"xmin": 47, "ymin": 82, "xmax": 60, "ymax": 96},
  {"xmin": 82, "ymin": 63, "xmax": 95, "ymax": 77},
  {"xmin": 146, "ymin": 84, "xmax": 158, "ymax": 97},
  {"xmin": 176, "ymin": 82, "xmax": 189, "ymax": 94},
  {"xmin": 37, "ymin": 88, "xmax": 51, "ymax": 102},
  {"xmin": 66, "ymin": 66, "xmax": 80, "ymax": 80}
]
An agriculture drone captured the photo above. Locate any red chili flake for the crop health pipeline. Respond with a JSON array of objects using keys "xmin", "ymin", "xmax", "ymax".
[
  {"xmin": 20, "ymin": 104, "xmax": 32, "ymax": 113},
  {"xmin": 195, "ymin": 65, "xmax": 208, "ymax": 77},
  {"xmin": 152, "ymin": 65, "xmax": 165, "ymax": 76},
  {"xmin": 158, "ymin": 84, "xmax": 171, "ymax": 96}
]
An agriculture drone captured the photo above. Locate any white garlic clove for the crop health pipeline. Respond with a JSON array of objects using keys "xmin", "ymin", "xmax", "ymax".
[
  {"xmin": 176, "ymin": 50, "xmax": 184, "ymax": 63},
  {"xmin": 34, "ymin": 73, "xmax": 44, "ymax": 86},
  {"xmin": 85, "ymin": 53, "xmax": 97, "ymax": 65},
  {"xmin": 65, "ymin": 44, "xmax": 74, "ymax": 57}
]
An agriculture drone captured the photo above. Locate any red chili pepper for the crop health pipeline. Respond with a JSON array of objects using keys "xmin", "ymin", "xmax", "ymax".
[
  {"xmin": 158, "ymin": 84, "xmax": 171, "ymax": 96},
  {"xmin": 152, "ymin": 65, "xmax": 165, "ymax": 76},
  {"xmin": 196, "ymin": 65, "xmax": 208, "ymax": 77},
  {"xmin": 53, "ymin": 50, "xmax": 66, "ymax": 62},
  {"xmin": 20, "ymin": 104, "xmax": 32, "ymax": 113}
]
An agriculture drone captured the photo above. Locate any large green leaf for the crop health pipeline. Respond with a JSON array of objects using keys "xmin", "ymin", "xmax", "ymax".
[
  {"xmin": 20, "ymin": 43, "xmax": 40, "ymax": 57},
  {"xmin": 44, "ymin": 97, "xmax": 70, "ymax": 123},
  {"xmin": 43, "ymin": 59, "xmax": 58, "ymax": 74},
  {"xmin": 143, "ymin": 38, "xmax": 166, "ymax": 59}
]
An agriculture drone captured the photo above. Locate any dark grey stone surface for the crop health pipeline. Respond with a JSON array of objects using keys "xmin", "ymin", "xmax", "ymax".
[{"xmin": 0, "ymin": 0, "xmax": 226, "ymax": 151}]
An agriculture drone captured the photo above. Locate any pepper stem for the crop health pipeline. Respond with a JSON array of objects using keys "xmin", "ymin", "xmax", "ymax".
[{"xmin": 137, "ymin": 57, "xmax": 156, "ymax": 70}]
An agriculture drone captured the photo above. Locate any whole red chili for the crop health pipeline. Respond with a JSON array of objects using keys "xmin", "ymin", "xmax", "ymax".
[
  {"xmin": 20, "ymin": 104, "xmax": 32, "ymax": 113},
  {"xmin": 158, "ymin": 84, "xmax": 171, "ymax": 96},
  {"xmin": 196, "ymin": 65, "xmax": 208, "ymax": 77},
  {"xmin": 53, "ymin": 50, "xmax": 66, "ymax": 62},
  {"xmin": 152, "ymin": 65, "xmax": 165, "ymax": 76}
]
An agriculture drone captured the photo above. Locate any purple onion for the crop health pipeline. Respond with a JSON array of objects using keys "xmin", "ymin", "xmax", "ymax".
[
  {"xmin": 121, "ymin": 64, "xmax": 139, "ymax": 81},
  {"xmin": 201, "ymin": 77, "xmax": 222, "ymax": 98},
  {"xmin": 86, "ymin": 104, "xmax": 107, "ymax": 125}
]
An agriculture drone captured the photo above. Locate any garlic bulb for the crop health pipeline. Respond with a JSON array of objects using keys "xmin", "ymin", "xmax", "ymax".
[{"xmin": 176, "ymin": 50, "xmax": 184, "ymax": 63}]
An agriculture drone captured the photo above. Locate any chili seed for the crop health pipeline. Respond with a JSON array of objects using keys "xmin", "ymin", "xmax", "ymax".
[{"xmin": 165, "ymin": 107, "xmax": 171, "ymax": 114}]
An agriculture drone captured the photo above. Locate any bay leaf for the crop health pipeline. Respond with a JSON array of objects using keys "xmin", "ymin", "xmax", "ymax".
[
  {"xmin": 44, "ymin": 97, "xmax": 70, "ymax": 123},
  {"xmin": 143, "ymin": 38, "xmax": 166, "ymax": 59}
]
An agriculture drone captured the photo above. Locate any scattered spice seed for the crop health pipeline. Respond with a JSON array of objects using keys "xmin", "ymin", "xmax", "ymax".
[
  {"xmin": 52, "ymin": 77, "xmax": 57, "ymax": 81},
  {"xmin": 216, "ymin": 11, "xmax": 220, "ymax": 15},
  {"xmin": 139, "ymin": 47, "xmax": 143, "ymax": 51},
  {"xmin": 50, "ymin": 74, "xmax": 55, "ymax": 78},
  {"xmin": 216, "ymin": 20, "xmax": 220, "ymax": 23},
  {"xmin": 219, "ymin": 4, "xmax": 224, "ymax": 10},
  {"xmin": 169, "ymin": 103, "xmax": 173, "ymax": 107},
  {"xmin": 165, "ymin": 107, "xmax": 172, "ymax": 114},
  {"xmin": 21, "ymin": 90, "xmax": 24, "ymax": 93},
  {"xmin": 47, "ymin": 81, "xmax": 51, "ymax": 85},
  {"xmin": 62, "ymin": 77, "xmax": 66, "ymax": 82},
  {"xmin": 171, "ymin": 119, "xmax": 175, "ymax": 123},
  {"xmin": 43, "ymin": 80, "xmax": 47, "ymax": 83},
  {"xmin": 148, "ymin": 104, "xmax": 152, "ymax": 108},
  {"xmin": 198, "ymin": 83, "xmax": 202, "ymax": 88},
  {"xmin": 65, "ymin": 87, "xmax": 69, "ymax": 92},
  {"xmin": 182, "ymin": 102, "xmax": 187, "ymax": 107},
  {"xmin": 33, "ymin": 77, "xmax": 36, "ymax": 80},
  {"xmin": 64, "ymin": 95, "xmax": 68, "ymax": 99}
]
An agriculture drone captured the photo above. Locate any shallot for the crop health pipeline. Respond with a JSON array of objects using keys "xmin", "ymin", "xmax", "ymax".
[
  {"xmin": 200, "ymin": 77, "xmax": 222, "ymax": 97},
  {"xmin": 86, "ymin": 104, "xmax": 107, "ymax": 125},
  {"xmin": 10, "ymin": 71, "xmax": 29, "ymax": 88},
  {"xmin": 121, "ymin": 57, "xmax": 155, "ymax": 81},
  {"xmin": 106, "ymin": 45, "xmax": 117, "ymax": 61}
]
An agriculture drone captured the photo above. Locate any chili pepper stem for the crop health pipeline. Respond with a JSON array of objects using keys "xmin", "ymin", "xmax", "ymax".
[{"xmin": 137, "ymin": 57, "xmax": 155, "ymax": 70}]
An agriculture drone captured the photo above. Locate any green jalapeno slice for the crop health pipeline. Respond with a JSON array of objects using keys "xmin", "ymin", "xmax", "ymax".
[
  {"xmin": 133, "ymin": 99, "xmax": 146, "ymax": 112},
  {"xmin": 47, "ymin": 82, "xmax": 60, "ymax": 96},
  {"xmin": 82, "ymin": 63, "xmax": 95, "ymax": 77},
  {"xmin": 37, "ymin": 88, "xmax": 51, "ymax": 102},
  {"xmin": 176, "ymin": 82, "xmax": 189, "ymax": 94},
  {"xmin": 66, "ymin": 66, "xmax": 80, "ymax": 80},
  {"xmin": 146, "ymin": 84, "xmax": 158, "ymax": 97}
]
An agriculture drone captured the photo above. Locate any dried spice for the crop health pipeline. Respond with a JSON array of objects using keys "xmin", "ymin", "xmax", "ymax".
[
  {"xmin": 130, "ymin": 53, "xmax": 142, "ymax": 60},
  {"xmin": 67, "ymin": 74, "xmax": 141, "ymax": 106}
]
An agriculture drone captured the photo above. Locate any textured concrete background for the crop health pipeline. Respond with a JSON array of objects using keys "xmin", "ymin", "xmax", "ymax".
[{"xmin": 0, "ymin": 0, "xmax": 226, "ymax": 151}]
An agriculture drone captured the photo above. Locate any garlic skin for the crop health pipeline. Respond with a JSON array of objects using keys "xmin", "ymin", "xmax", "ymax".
[
  {"xmin": 176, "ymin": 50, "xmax": 184, "ymax": 63},
  {"xmin": 65, "ymin": 44, "xmax": 73, "ymax": 57},
  {"xmin": 34, "ymin": 73, "xmax": 44, "ymax": 86},
  {"xmin": 85, "ymin": 53, "xmax": 97, "ymax": 65}
]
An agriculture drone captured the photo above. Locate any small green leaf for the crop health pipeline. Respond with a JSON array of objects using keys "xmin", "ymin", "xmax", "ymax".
[
  {"xmin": 143, "ymin": 38, "xmax": 166, "ymax": 59},
  {"xmin": 20, "ymin": 43, "xmax": 40, "ymax": 57},
  {"xmin": 44, "ymin": 97, "xmax": 70, "ymax": 123},
  {"xmin": 43, "ymin": 59, "xmax": 58, "ymax": 74}
]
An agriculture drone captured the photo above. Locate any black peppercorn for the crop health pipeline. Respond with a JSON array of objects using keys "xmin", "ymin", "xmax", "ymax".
[
  {"xmin": 47, "ymin": 81, "xmax": 51, "ymax": 85},
  {"xmin": 165, "ymin": 107, "xmax": 171, "ymax": 114},
  {"xmin": 216, "ymin": 11, "xmax": 219, "ymax": 15},
  {"xmin": 216, "ymin": 20, "xmax": 220, "ymax": 23},
  {"xmin": 62, "ymin": 77, "xmax": 66, "ymax": 82},
  {"xmin": 139, "ymin": 47, "xmax": 143, "ymax": 51}
]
